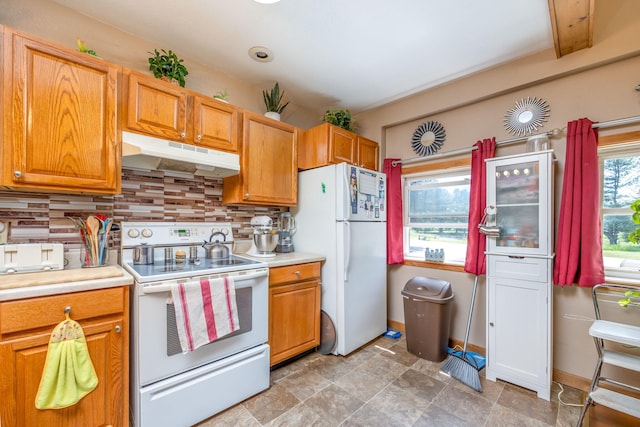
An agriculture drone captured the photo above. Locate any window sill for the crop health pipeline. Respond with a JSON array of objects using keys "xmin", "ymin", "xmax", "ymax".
[
  {"xmin": 605, "ymin": 275, "xmax": 640, "ymax": 288},
  {"xmin": 403, "ymin": 259, "xmax": 466, "ymax": 272}
]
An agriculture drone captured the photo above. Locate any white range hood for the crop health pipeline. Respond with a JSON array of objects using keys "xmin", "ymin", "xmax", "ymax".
[{"xmin": 121, "ymin": 131, "xmax": 240, "ymax": 178}]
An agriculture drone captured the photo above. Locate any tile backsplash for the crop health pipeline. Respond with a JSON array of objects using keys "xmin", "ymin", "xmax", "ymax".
[{"xmin": 0, "ymin": 168, "xmax": 288, "ymax": 255}]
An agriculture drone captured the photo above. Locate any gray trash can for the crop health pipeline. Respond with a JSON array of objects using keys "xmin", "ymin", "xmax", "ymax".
[{"xmin": 402, "ymin": 277, "xmax": 454, "ymax": 362}]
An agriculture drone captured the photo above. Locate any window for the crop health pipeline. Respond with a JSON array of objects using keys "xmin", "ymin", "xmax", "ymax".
[
  {"xmin": 403, "ymin": 167, "xmax": 470, "ymax": 264},
  {"xmin": 599, "ymin": 142, "xmax": 640, "ymax": 279}
]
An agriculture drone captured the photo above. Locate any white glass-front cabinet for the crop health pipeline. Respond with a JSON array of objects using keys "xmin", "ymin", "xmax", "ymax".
[{"xmin": 485, "ymin": 150, "xmax": 554, "ymax": 401}]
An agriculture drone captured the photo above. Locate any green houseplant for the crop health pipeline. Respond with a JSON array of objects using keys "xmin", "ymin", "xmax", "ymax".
[
  {"xmin": 620, "ymin": 195, "xmax": 640, "ymax": 307},
  {"xmin": 322, "ymin": 109, "xmax": 357, "ymax": 132},
  {"xmin": 148, "ymin": 49, "xmax": 189, "ymax": 87},
  {"xmin": 76, "ymin": 38, "xmax": 99, "ymax": 57},
  {"xmin": 262, "ymin": 82, "xmax": 289, "ymax": 119},
  {"xmin": 213, "ymin": 89, "xmax": 229, "ymax": 102}
]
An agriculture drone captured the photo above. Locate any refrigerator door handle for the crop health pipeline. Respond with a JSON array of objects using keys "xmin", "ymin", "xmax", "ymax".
[{"xmin": 344, "ymin": 221, "xmax": 351, "ymax": 282}]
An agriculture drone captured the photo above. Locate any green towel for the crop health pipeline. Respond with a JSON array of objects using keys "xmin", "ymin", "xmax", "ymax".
[{"xmin": 35, "ymin": 314, "xmax": 98, "ymax": 410}]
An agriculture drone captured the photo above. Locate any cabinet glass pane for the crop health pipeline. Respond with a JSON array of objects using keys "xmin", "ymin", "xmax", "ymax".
[{"xmin": 495, "ymin": 160, "xmax": 540, "ymax": 248}]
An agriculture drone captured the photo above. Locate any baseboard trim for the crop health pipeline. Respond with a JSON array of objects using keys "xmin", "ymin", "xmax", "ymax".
[{"xmin": 388, "ymin": 320, "xmax": 591, "ymax": 391}]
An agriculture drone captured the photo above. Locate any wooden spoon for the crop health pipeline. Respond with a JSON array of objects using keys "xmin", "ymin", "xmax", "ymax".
[{"xmin": 86, "ymin": 215, "xmax": 101, "ymax": 265}]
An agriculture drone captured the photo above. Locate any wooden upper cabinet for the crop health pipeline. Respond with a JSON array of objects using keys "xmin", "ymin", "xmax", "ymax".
[
  {"xmin": 357, "ymin": 136, "xmax": 380, "ymax": 171},
  {"xmin": 331, "ymin": 127, "xmax": 357, "ymax": 164},
  {"xmin": 192, "ymin": 96, "xmax": 240, "ymax": 152},
  {"xmin": 123, "ymin": 70, "xmax": 240, "ymax": 153},
  {"xmin": 124, "ymin": 71, "xmax": 189, "ymax": 141},
  {"xmin": 223, "ymin": 111, "xmax": 298, "ymax": 206},
  {"xmin": 299, "ymin": 123, "xmax": 379, "ymax": 171},
  {"xmin": 1, "ymin": 26, "xmax": 121, "ymax": 194}
]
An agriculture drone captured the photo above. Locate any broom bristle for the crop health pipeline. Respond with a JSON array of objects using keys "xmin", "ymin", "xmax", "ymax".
[{"xmin": 440, "ymin": 354, "xmax": 483, "ymax": 392}]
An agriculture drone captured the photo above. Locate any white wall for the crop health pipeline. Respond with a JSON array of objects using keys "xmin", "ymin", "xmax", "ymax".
[
  {"xmin": 356, "ymin": 0, "xmax": 640, "ymax": 381},
  {"xmin": 2, "ymin": 0, "xmax": 320, "ymax": 129}
]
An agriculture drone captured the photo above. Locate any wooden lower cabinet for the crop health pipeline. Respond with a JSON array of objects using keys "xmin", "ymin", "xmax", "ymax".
[
  {"xmin": 269, "ymin": 262, "xmax": 321, "ymax": 366},
  {"xmin": 0, "ymin": 286, "xmax": 129, "ymax": 427}
]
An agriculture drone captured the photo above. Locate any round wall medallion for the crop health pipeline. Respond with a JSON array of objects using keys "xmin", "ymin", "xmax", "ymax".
[
  {"xmin": 503, "ymin": 97, "xmax": 550, "ymax": 136},
  {"xmin": 411, "ymin": 121, "xmax": 446, "ymax": 156}
]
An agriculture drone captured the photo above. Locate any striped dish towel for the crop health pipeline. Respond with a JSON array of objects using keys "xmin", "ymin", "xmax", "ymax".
[{"xmin": 171, "ymin": 276, "xmax": 240, "ymax": 353}]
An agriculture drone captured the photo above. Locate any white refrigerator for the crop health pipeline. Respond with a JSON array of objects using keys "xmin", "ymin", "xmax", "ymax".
[{"xmin": 291, "ymin": 163, "xmax": 387, "ymax": 355}]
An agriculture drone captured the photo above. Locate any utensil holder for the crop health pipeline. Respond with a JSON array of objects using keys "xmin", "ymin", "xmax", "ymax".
[{"xmin": 81, "ymin": 245, "xmax": 108, "ymax": 267}]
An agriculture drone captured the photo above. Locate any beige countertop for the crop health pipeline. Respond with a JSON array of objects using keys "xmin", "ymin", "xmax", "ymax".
[
  {"xmin": 0, "ymin": 265, "xmax": 133, "ymax": 301},
  {"xmin": 237, "ymin": 251, "xmax": 325, "ymax": 268},
  {"xmin": 0, "ymin": 252, "xmax": 323, "ymax": 302}
]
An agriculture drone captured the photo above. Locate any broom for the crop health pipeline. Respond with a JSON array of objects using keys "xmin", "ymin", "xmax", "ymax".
[{"xmin": 440, "ymin": 275, "xmax": 483, "ymax": 392}]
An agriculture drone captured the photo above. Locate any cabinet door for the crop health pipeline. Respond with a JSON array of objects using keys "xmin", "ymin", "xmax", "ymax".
[
  {"xmin": 125, "ymin": 72, "xmax": 188, "ymax": 141},
  {"xmin": 357, "ymin": 136, "xmax": 379, "ymax": 170},
  {"xmin": 487, "ymin": 274, "xmax": 549, "ymax": 393},
  {"xmin": 5, "ymin": 29, "xmax": 120, "ymax": 194},
  {"xmin": 192, "ymin": 96, "xmax": 239, "ymax": 153},
  {"xmin": 227, "ymin": 111, "xmax": 297, "ymax": 205},
  {"xmin": 269, "ymin": 280, "xmax": 321, "ymax": 365},
  {"xmin": 329, "ymin": 126, "xmax": 357, "ymax": 164},
  {"xmin": 0, "ymin": 318, "xmax": 126, "ymax": 427},
  {"xmin": 485, "ymin": 151, "xmax": 553, "ymax": 256}
]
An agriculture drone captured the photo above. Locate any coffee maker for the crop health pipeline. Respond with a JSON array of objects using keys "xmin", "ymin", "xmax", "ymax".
[{"xmin": 276, "ymin": 212, "xmax": 296, "ymax": 253}]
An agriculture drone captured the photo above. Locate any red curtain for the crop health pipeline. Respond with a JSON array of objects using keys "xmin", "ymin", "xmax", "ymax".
[
  {"xmin": 554, "ymin": 118, "xmax": 605, "ymax": 287},
  {"xmin": 383, "ymin": 159, "xmax": 404, "ymax": 264},
  {"xmin": 464, "ymin": 138, "xmax": 496, "ymax": 275}
]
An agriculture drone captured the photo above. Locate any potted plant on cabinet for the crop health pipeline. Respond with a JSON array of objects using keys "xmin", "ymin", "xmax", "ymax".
[
  {"xmin": 322, "ymin": 109, "xmax": 357, "ymax": 132},
  {"xmin": 76, "ymin": 38, "xmax": 99, "ymax": 57},
  {"xmin": 262, "ymin": 82, "xmax": 289, "ymax": 121},
  {"xmin": 213, "ymin": 89, "xmax": 230, "ymax": 103},
  {"xmin": 148, "ymin": 49, "xmax": 189, "ymax": 87}
]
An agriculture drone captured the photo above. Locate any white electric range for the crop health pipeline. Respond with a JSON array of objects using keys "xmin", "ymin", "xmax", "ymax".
[{"xmin": 121, "ymin": 221, "xmax": 270, "ymax": 427}]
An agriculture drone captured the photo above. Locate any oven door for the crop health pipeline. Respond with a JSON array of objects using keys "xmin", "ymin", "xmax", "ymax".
[{"xmin": 132, "ymin": 268, "xmax": 268, "ymax": 386}]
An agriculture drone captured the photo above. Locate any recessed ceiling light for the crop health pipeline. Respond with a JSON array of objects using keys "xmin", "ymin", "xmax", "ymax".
[
  {"xmin": 254, "ymin": 0, "xmax": 280, "ymax": 4},
  {"xmin": 249, "ymin": 46, "xmax": 273, "ymax": 62}
]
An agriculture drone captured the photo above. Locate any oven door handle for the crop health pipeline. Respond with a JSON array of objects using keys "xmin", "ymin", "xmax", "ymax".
[{"xmin": 140, "ymin": 268, "xmax": 269, "ymax": 294}]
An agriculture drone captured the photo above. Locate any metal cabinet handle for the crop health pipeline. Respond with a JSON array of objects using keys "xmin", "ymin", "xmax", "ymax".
[
  {"xmin": 245, "ymin": 193, "xmax": 250, "ymax": 198},
  {"xmin": 115, "ymin": 325, "xmax": 121, "ymax": 333},
  {"xmin": 64, "ymin": 306, "xmax": 71, "ymax": 315},
  {"xmin": 294, "ymin": 270, "xmax": 301, "ymax": 276},
  {"xmin": 489, "ymin": 322, "xmax": 494, "ymax": 327},
  {"xmin": 197, "ymin": 134, "xmax": 202, "ymax": 140},
  {"xmin": 13, "ymin": 170, "xmax": 22, "ymax": 178},
  {"xmin": 180, "ymin": 132, "xmax": 186, "ymax": 138}
]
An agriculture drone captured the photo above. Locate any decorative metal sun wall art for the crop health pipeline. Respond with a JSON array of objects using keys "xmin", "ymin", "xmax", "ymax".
[
  {"xmin": 503, "ymin": 97, "xmax": 550, "ymax": 137},
  {"xmin": 411, "ymin": 121, "xmax": 446, "ymax": 156}
]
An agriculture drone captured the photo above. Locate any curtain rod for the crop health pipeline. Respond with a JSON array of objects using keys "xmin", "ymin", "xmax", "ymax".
[{"xmin": 392, "ymin": 115, "xmax": 640, "ymax": 167}]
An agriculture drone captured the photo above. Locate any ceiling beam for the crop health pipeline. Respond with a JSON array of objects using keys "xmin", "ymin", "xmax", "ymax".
[{"xmin": 547, "ymin": 0, "xmax": 595, "ymax": 58}]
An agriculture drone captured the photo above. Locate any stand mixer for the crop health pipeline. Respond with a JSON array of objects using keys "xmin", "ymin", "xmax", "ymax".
[
  {"xmin": 276, "ymin": 212, "xmax": 296, "ymax": 253},
  {"xmin": 247, "ymin": 216, "xmax": 278, "ymax": 257}
]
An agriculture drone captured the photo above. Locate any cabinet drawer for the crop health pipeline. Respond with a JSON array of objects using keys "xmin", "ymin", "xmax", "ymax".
[
  {"xmin": 270, "ymin": 262, "xmax": 321, "ymax": 286},
  {"xmin": 0, "ymin": 287, "xmax": 125, "ymax": 336},
  {"xmin": 488, "ymin": 256, "xmax": 549, "ymax": 283}
]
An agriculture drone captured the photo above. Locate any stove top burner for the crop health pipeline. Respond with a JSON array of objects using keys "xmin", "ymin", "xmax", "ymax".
[{"xmin": 124, "ymin": 255, "xmax": 264, "ymax": 283}]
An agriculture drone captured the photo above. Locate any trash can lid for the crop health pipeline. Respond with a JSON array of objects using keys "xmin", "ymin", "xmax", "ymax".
[{"xmin": 401, "ymin": 276, "xmax": 453, "ymax": 302}]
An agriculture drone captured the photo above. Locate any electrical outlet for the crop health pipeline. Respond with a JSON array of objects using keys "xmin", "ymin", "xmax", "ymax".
[{"xmin": 0, "ymin": 221, "xmax": 7, "ymax": 244}]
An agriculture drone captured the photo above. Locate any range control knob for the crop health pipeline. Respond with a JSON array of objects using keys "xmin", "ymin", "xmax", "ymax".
[
  {"xmin": 127, "ymin": 229, "xmax": 140, "ymax": 238},
  {"xmin": 211, "ymin": 228, "xmax": 219, "ymax": 235},
  {"xmin": 141, "ymin": 228, "xmax": 153, "ymax": 238},
  {"xmin": 221, "ymin": 228, "xmax": 229, "ymax": 235}
]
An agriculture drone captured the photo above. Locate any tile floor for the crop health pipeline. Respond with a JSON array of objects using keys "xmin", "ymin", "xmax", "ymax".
[{"xmin": 196, "ymin": 335, "xmax": 585, "ymax": 426}]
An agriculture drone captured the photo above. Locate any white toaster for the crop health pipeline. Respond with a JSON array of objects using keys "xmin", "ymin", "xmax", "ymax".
[{"xmin": 0, "ymin": 243, "xmax": 65, "ymax": 274}]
